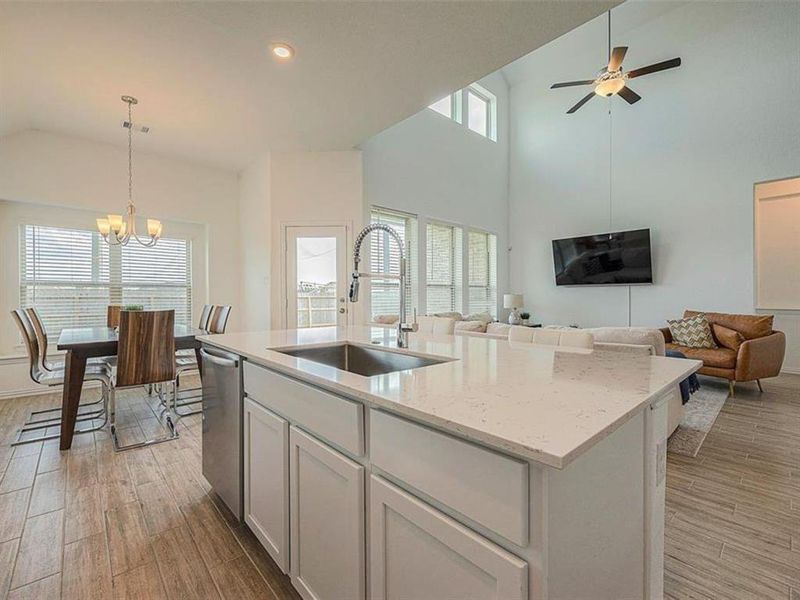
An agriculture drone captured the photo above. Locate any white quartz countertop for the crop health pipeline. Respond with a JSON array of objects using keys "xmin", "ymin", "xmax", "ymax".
[{"xmin": 199, "ymin": 326, "xmax": 701, "ymax": 469}]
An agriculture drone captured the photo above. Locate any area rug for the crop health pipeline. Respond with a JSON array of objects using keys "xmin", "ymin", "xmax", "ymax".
[{"xmin": 667, "ymin": 376, "xmax": 729, "ymax": 457}]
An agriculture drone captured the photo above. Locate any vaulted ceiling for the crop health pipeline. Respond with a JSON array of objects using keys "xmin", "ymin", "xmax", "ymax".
[{"xmin": 0, "ymin": 1, "xmax": 619, "ymax": 170}]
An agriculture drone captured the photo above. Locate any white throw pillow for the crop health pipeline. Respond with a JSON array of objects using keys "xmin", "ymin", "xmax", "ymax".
[
  {"xmin": 463, "ymin": 312, "xmax": 493, "ymax": 324},
  {"xmin": 454, "ymin": 320, "xmax": 487, "ymax": 333},
  {"xmin": 486, "ymin": 323, "xmax": 511, "ymax": 336}
]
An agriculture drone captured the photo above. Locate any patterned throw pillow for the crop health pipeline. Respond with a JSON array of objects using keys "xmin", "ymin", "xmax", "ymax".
[{"xmin": 667, "ymin": 314, "xmax": 717, "ymax": 349}]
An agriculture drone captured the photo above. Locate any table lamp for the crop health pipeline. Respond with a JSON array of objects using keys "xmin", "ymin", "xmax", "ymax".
[{"xmin": 503, "ymin": 293, "xmax": 524, "ymax": 325}]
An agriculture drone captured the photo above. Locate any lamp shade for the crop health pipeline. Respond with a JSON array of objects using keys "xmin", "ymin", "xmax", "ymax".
[{"xmin": 503, "ymin": 294, "xmax": 524, "ymax": 309}]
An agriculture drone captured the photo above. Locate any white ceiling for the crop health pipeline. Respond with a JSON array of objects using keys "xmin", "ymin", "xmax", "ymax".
[{"xmin": 0, "ymin": 1, "xmax": 619, "ymax": 171}]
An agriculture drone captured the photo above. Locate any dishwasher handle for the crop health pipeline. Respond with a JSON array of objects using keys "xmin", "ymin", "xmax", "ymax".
[{"xmin": 199, "ymin": 347, "xmax": 239, "ymax": 369}]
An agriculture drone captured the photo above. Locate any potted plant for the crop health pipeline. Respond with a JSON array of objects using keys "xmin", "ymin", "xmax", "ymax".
[
  {"xmin": 520, "ymin": 311, "xmax": 531, "ymax": 326},
  {"xmin": 123, "ymin": 304, "xmax": 144, "ymax": 311}
]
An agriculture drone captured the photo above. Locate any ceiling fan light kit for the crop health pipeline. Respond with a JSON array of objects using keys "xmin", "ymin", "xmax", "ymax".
[{"xmin": 551, "ymin": 11, "xmax": 681, "ymax": 114}]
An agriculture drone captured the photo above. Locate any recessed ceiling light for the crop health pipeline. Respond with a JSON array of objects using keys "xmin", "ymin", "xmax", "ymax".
[{"xmin": 270, "ymin": 43, "xmax": 294, "ymax": 60}]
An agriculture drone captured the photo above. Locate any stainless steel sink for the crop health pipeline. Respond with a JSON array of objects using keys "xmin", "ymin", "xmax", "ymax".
[{"xmin": 273, "ymin": 343, "xmax": 451, "ymax": 377}]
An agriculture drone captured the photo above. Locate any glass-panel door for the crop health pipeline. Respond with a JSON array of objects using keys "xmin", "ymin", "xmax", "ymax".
[{"xmin": 285, "ymin": 226, "xmax": 348, "ymax": 329}]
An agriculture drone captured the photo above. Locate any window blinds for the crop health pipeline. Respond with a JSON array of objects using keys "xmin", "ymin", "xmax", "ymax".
[
  {"xmin": 467, "ymin": 231, "xmax": 497, "ymax": 317},
  {"xmin": 20, "ymin": 224, "xmax": 192, "ymax": 338},
  {"xmin": 370, "ymin": 208, "xmax": 417, "ymax": 321},
  {"xmin": 426, "ymin": 222, "xmax": 462, "ymax": 314}
]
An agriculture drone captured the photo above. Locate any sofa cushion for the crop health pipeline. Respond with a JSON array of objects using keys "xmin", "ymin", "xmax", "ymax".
[
  {"xmin": 454, "ymin": 320, "xmax": 487, "ymax": 333},
  {"xmin": 666, "ymin": 343, "xmax": 737, "ymax": 369},
  {"xmin": 585, "ymin": 327, "xmax": 666, "ymax": 357},
  {"xmin": 486, "ymin": 323, "xmax": 511, "ymax": 336},
  {"xmin": 684, "ymin": 310, "xmax": 773, "ymax": 340},
  {"xmin": 463, "ymin": 312, "xmax": 493, "ymax": 324},
  {"xmin": 667, "ymin": 314, "xmax": 717, "ymax": 349},
  {"xmin": 712, "ymin": 324, "xmax": 745, "ymax": 352},
  {"xmin": 433, "ymin": 312, "xmax": 463, "ymax": 321}
]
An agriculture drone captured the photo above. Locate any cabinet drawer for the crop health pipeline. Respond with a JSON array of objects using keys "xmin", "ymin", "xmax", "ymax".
[
  {"xmin": 370, "ymin": 475, "xmax": 527, "ymax": 600},
  {"xmin": 370, "ymin": 409, "xmax": 529, "ymax": 546},
  {"xmin": 244, "ymin": 361, "xmax": 364, "ymax": 456}
]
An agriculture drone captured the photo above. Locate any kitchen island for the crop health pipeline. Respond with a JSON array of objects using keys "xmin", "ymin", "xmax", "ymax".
[{"xmin": 199, "ymin": 326, "xmax": 700, "ymax": 600}]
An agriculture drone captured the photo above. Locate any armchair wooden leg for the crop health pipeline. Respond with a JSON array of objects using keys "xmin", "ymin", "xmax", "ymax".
[
  {"xmin": 728, "ymin": 380, "xmax": 735, "ymax": 397},
  {"xmin": 756, "ymin": 379, "xmax": 764, "ymax": 393}
]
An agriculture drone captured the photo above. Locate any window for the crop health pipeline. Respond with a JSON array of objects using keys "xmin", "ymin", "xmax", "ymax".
[
  {"xmin": 467, "ymin": 231, "xmax": 497, "ymax": 317},
  {"xmin": 20, "ymin": 224, "xmax": 192, "ymax": 338},
  {"xmin": 427, "ymin": 83, "xmax": 496, "ymax": 141},
  {"xmin": 369, "ymin": 207, "xmax": 418, "ymax": 321},
  {"xmin": 426, "ymin": 222, "xmax": 462, "ymax": 314}
]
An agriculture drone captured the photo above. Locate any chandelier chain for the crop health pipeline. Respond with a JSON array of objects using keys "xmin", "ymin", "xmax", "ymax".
[{"xmin": 128, "ymin": 100, "xmax": 133, "ymax": 207}]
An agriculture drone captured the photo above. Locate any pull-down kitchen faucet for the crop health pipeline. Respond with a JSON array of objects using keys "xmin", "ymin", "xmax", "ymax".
[{"xmin": 349, "ymin": 223, "xmax": 417, "ymax": 347}]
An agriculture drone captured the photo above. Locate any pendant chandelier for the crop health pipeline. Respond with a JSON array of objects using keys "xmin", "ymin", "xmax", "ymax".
[{"xmin": 96, "ymin": 95, "xmax": 162, "ymax": 247}]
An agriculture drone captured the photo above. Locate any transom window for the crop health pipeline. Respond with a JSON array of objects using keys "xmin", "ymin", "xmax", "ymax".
[
  {"xmin": 428, "ymin": 83, "xmax": 497, "ymax": 141},
  {"xmin": 20, "ymin": 224, "xmax": 192, "ymax": 338}
]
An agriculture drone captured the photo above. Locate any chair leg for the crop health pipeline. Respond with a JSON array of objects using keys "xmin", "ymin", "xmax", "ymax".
[
  {"xmin": 728, "ymin": 380, "xmax": 735, "ymax": 397},
  {"xmin": 756, "ymin": 379, "xmax": 764, "ymax": 393}
]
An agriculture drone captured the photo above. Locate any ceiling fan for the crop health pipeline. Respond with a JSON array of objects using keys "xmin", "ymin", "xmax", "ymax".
[{"xmin": 551, "ymin": 11, "xmax": 681, "ymax": 114}]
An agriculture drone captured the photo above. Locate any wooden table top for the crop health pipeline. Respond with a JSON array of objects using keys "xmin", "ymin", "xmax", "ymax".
[{"xmin": 57, "ymin": 325, "xmax": 204, "ymax": 351}]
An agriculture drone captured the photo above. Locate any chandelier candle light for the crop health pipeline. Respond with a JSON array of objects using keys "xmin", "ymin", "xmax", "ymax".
[{"xmin": 96, "ymin": 96, "xmax": 162, "ymax": 247}]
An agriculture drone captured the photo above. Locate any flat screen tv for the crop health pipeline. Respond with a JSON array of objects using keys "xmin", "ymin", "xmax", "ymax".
[{"xmin": 552, "ymin": 228, "xmax": 653, "ymax": 286}]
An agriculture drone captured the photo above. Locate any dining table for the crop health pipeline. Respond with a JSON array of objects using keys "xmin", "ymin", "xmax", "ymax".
[{"xmin": 56, "ymin": 325, "xmax": 205, "ymax": 450}]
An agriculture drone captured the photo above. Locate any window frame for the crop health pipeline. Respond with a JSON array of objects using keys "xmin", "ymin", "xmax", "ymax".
[
  {"xmin": 368, "ymin": 206, "xmax": 419, "ymax": 323},
  {"xmin": 466, "ymin": 228, "xmax": 498, "ymax": 318},
  {"xmin": 427, "ymin": 82, "xmax": 497, "ymax": 142},
  {"xmin": 424, "ymin": 219, "xmax": 463, "ymax": 316},
  {"xmin": 19, "ymin": 223, "xmax": 195, "ymax": 340}
]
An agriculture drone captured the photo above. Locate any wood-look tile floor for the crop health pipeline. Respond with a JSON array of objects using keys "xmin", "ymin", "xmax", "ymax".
[
  {"xmin": 0, "ymin": 382, "xmax": 301, "ymax": 600},
  {"xmin": 665, "ymin": 374, "xmax": 800, "ymax": 600},
  {"xmin": 0, "ymin": 374, "xmax": 797, "ymax": 599}
]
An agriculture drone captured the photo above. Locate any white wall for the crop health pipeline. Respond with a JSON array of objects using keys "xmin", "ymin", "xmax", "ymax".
[
  {"xmin": 269, "ymin": 151, "xmax": 365, "ymax": 327},
  {"xmin": 362, "ymin": 72, "xmax": 510, "ymax": 317},
  {"xmin": 507, "ymin": 1, "xmax": 800, "ymax": 367},
  {"xmin": 0, "ymin": 129, "xmax": 241, "ymax": 395},
  {"xmin": 239, "ymin": 154, "xmax": 272, "ymax": 331}
]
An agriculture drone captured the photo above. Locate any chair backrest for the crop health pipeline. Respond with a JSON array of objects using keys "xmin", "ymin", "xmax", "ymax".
[
  {"xmin": 207, "ymin": 305, "xmax": 232, "ymax": 334},
  {"xmin": 198, "ymin": 304, "xmax": 214, "ymax": 330},
  {"xmin": 116, "ymin": 310, "xmax": 176, "ymax": 387},
  {"xmin": 107, "ymin": 305, "xmax": 122, "ymax": 328},
  {"xmin": 416, "ymin": 316, "xmax": 456, "ymax": 335},
  {"xmin": 11, "ymin": 309, "xmax": 44, "ymax": 383},
  {"xmin": 24, "ymin": 307, "xmax": 51, "ymax": 372},
  {"xmin": 509, "ymin": 326, "xmax": 594, "ymax": 350}
]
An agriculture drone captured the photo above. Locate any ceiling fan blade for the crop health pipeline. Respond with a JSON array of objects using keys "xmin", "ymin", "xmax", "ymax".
[
  {"xmin": 617, "ymin": 85, "xmax": 641, "ymax": 104},
  {"xmin": 566, "ymin": 92, "xmax": 595, "ymax": 114},
  {"xmin": 627, "ymin": 57, "xmax": 681, "ymax": 79},
  {"xmin": 550, "ymin": 80, "xmax": 595, "ymax": 89},
  {"xmin": 608, "ymin": 46, "xmax": 628, "ymax": 71}
]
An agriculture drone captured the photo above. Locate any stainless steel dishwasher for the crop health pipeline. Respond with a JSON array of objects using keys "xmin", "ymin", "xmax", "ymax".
[{"xmin": 200, "ymin": 346, "xmax": 243, "ymax": 521}]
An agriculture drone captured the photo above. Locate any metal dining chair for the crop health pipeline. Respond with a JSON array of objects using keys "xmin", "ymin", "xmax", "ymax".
[
  {"xmin": 110, "ymin": 309, "xmax": 179, "ymax": 451},
  {"xmin": 171, "ymin": 304, "xmax": 232, "ymax": 417},
  {"xmin": 10, "ymin": 309, "xmax": 112, "ymax": 446},
  {"xmin": 21, "ymin": 308, "xmax": 113, "ymax": 426}
]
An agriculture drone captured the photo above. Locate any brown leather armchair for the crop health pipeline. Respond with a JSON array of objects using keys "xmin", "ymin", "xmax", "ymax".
[{"xmin": 660, "ymin": 310, "xmax": 786, "ymax": 395}]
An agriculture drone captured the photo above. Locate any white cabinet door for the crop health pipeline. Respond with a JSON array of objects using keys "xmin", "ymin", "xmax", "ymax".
[
  {"xmin": 244, "ymin": 398, "xmax": 290, "ymax": 573},
  {"xmin": 370, "ymin": 475, "xmax": 528, "ymax": 600},
  {"xmin": 290, "ymin": 426, "xmax": 365, "ymax": 600}
]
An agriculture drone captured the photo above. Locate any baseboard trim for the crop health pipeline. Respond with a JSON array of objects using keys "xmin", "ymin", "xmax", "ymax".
[
  {"xmin": 0, "ymin": 386, "xmax": 54, "ymax": 400},
  {"xmin": 780, "ymin": 367, "xmax": 800, "ymax": 375}
]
